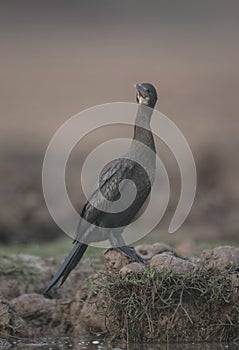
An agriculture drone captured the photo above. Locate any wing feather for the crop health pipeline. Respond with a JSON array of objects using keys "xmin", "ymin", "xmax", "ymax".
[{"xmin": 75, "ymin": 158, "xmax": 134, "ymax": 238}]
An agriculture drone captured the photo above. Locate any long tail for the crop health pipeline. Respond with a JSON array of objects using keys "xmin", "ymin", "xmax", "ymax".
[{"xmin": 44, "ymin": 242, "xmax": 88, "ymax": 295}]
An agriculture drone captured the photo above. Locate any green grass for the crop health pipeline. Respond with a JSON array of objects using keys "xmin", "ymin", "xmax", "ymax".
[
  {"xmin": 0, "ymin": 230, "xmax": 237, "ymax": 260},
  {"xmin": 0, "ymin": 255, "xmax": 39, "ymax": 283},
  {"xmin": 0, "ymin": 236, "xmax": 103, "ymax": 259}
]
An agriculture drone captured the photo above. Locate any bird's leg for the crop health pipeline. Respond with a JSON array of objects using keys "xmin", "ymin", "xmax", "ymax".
[
  {"xmin": 117, "ymin": 246, "xmax": 148, "ymax": 264},
  {"xmin": 109, "ymin": 231, "xmax": 147, "ymax": 265}
]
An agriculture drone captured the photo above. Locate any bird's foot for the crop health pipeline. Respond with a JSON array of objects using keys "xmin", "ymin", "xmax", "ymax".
[{"xmin": 116, "ymin": 245, "xmax": 148, "ymax": 265}]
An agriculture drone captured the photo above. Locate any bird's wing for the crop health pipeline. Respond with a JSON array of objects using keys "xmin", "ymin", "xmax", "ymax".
[{"xmin": 75, "ymin": 158, "xmax": 134, "ymax": 238}]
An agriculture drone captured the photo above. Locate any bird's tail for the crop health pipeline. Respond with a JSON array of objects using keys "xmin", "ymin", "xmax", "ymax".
[{"xmin": 44, "ymin": 242, "xmax": 88, "ymax": 295}]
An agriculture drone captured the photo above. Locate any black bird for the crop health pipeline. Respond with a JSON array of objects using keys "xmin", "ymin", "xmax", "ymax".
[{"xmin": 44, "ymin": 83, "xmax": 158, "ymax": 294}]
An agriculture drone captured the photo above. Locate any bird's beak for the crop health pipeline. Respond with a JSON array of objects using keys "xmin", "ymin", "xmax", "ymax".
[{"xmin": 134, "ymin": 83, "xmax": 147, "ymax": 98}]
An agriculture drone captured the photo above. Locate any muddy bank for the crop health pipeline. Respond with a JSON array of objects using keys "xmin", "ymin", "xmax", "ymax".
[{"xmin": 0, "ymin": 244, "xmax": 238, "ymax": 346}]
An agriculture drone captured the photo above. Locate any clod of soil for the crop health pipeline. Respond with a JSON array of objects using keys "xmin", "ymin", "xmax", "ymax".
[
  {"xmin": 120, "ymin": 262, "xmax": 145, "ymax": 275},
  {"xmin": 150, "ymin": 253, "xmax": 197, "ymax": 274},
  {"xmin": 104, "ymin": 248, "xmax": 133, "ymax": 272},
  {"xmin": 200, "ymin": 246, "xmax": 239, "ymax": 270},
  {"xmin": 136, "ymin": 243, "xmax": 174, "ymax": 260}
]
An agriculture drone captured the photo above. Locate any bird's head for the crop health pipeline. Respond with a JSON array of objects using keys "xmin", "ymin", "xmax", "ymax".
[{"xmin": 135, "ymin": 83, "xmax": 158, "ymax": 108}]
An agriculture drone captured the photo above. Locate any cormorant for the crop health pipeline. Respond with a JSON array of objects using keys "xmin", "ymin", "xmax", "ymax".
[{"xmin": 44, "ymin": 83, "xmax": 158, "ymax": 294}]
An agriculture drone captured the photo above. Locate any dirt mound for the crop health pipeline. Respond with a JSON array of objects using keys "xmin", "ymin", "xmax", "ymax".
[{"xmin": 0, "ymin": 245, "xmax": 238, "ymax": 345}]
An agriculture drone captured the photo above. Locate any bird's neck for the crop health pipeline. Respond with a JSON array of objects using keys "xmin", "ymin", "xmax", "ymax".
[{"xmin": 133, "ymin": 104, "xmax": 155, "ymax": 151}]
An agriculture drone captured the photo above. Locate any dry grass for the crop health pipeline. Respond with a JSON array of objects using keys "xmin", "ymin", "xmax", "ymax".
[{"xmin": 98, "ymin": 267, "xmax": 239, "ymax": 344}]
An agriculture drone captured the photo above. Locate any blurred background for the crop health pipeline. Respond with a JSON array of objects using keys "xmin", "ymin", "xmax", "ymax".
[{"xmin": 0, "ymin": 0, "xmax": 238, "ymax": 258}]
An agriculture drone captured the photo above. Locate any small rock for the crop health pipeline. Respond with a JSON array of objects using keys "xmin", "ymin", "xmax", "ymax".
[
  {"xmin": 150, "ymin": 253, "xmax": 197, "ymax": 274},
  {"xmin": 120, "ymin": 262, "xmax": 145, "ymax": 276}
]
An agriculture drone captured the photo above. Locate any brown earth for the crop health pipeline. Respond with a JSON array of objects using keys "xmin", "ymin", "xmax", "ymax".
[{"xmin": 0, "ymin": 244, "xmax": 238, "ymax": 347}]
